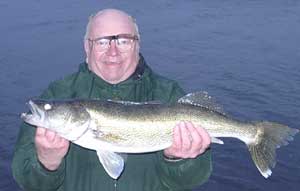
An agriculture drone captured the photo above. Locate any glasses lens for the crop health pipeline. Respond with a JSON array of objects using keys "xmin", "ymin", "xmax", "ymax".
[
  {"xmin": 116, "ymin": 38, "xmax": 133, "ymax": 52},
  {"xmin": 91, "ymin": 34, "xmax": 137, "ymax": 52},
  {"xmin": 94, "ymin": 38, "xmax": 110, "ymax": 52}
]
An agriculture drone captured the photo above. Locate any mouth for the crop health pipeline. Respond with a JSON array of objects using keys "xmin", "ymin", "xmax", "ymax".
[
  {"xmin": 21, "ymin": 100, "xmax": 45, "ymax": 126},
  {"xmin": 104, "ymin": 61, "xmax": 121, "ymax": 66}
]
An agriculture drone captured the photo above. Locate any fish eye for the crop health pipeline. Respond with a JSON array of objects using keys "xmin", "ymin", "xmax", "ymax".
[{"xmin": 44, "ymin": 103, "xmax": 52, "ymax": 110}]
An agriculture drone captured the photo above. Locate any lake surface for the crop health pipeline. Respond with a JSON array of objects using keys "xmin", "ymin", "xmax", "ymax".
[{"xmin": 1, "ymin": 0, "xmax": 299, "ymax": 190}]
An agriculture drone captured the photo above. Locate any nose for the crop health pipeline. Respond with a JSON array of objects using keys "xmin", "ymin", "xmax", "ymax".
[{"xmin": 106, "ymin": 40, "xmax": 119, "ymax": 56}]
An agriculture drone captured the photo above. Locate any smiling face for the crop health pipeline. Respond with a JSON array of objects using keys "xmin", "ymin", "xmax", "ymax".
[{"xmin": 84, "ymin": 9, "xmax": 140, "ymax": 84}]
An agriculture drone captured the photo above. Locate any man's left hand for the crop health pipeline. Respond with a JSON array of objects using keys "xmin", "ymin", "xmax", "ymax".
[{"xmin": 164, "ymin": 121, "xmax": 211, "ymax": 159}]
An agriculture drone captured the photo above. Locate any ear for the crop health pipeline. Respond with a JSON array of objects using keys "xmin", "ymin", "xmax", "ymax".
[
  {"xmin": 135, "ymin": 43, "xmax": 140, "ymax": 61},
  {"xmin": 84, "ymin": 40, "xmax": 91, "ymax": 63},
  {"xmin": 84, "ymin": 39, "xmax": 90, "ymax": 56}
]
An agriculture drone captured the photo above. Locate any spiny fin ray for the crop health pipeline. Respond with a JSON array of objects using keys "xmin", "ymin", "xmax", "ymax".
[{"xmin": 178, "ymin": 91, "xmax": 225, "ymax": 114}]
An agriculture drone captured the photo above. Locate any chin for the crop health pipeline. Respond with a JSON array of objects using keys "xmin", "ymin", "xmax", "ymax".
[{"xmin": 102, "ymin": 74, "xmax": 122, "ymax": 84}]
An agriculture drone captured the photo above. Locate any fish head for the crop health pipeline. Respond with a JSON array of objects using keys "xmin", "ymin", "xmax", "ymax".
[{"xmin": 21, "ymin": 99, "xmax": 91, "ymax": 140}]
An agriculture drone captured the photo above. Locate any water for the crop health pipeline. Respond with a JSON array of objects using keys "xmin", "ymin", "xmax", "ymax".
[{"xmin": 1, "ymin": 0, "xmax": 299, "ymax": 190}]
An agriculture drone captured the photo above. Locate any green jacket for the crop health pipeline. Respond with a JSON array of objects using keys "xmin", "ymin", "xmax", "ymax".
[{"xmin": 12, "ymin": 55, "xmax": 212, "ymax": 191}]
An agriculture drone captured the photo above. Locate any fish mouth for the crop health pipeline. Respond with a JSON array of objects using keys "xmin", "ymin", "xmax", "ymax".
[{"xmin": 21, "ymin": 100, "xmax": 45, "ymax": 126}]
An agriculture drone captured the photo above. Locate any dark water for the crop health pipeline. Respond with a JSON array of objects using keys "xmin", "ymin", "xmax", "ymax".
[{"xmin": 1, "ymin": 0, "xmax": 299, "ymax": 190}]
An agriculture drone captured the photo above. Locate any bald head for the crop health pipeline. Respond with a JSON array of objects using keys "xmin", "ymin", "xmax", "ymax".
[
  {"xmin": 83, "ymin": 9, "xmax": 141, "ymax": 84},
  {"xmin": 84, "ymin": 9, "xmax": 140, "ymax": 40}
]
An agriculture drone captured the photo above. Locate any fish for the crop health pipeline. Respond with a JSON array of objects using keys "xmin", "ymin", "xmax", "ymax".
[{"xmin": 21, "ymin": 92, "xmax": 299, "ymax": 179}]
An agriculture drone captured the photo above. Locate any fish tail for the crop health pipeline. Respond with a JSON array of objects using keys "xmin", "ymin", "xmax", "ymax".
[{"xmin": 247, "ymin": 121, "xmax": 299, "ymax": 178}]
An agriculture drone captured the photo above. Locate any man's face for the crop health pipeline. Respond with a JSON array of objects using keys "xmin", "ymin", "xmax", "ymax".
[{"xmin": 84, "ymin": 12, "xmax": 139, "ymax": 84}]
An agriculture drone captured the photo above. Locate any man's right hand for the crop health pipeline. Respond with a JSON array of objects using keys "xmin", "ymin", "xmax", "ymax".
[{"xmin": 35, "ymin": 127, "xmax": 70, "ymax": 171}]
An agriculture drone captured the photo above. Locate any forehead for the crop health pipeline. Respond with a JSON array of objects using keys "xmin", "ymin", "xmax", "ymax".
[{"xmin": 90, "ymin": 11, "xmax": 136, "ymax": 38}]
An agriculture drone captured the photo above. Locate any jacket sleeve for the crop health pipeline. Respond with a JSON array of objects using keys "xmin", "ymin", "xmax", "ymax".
[
  {"xmin": 156, "ymin": 150, "xmax": 212, "ymax": 190},
  {"xmin": 155, "ymin": 82, "xmax": 212, "ymax": 190},
  {"xmin": 11, "ymin": 84, "xmax": 66, "ymax": 191}
]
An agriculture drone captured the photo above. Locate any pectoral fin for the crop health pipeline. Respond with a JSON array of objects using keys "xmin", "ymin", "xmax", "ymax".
[
  {"xmin": 211, "ymin": 137, "xmax": 224, "ymax": 144},
  {"xmin": 96, "ymin": 149, "xmax": 124, "ymax": 179}
]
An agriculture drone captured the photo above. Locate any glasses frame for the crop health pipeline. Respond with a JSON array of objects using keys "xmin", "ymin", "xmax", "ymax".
[{"xmin": 88, "ymin": 34, "xmax": 139, "ymax": 52}]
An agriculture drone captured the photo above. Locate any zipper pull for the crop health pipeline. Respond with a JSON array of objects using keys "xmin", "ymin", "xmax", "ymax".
[{"xmin": 114, "ymin": 179, "xmax": 118, "ymax": 191}]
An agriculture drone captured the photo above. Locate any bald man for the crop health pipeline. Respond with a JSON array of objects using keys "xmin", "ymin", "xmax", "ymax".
[{"xmin": 12, "ymin": 9, "xmax": 212, "ymax": 191}]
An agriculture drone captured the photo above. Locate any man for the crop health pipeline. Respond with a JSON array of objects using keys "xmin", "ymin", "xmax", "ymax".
[{"xmin": 12, "ymin": 9, "xmax": 212, "ymax": 191}]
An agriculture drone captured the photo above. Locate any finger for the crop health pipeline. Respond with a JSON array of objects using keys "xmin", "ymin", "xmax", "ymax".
[
  {"xmin": 51, "ymin": 134, "xmax": 63, "ymax": 146},
  {"xmin": 56, "ymin": 136, "xmax": 69, "ymax": 147},
  {"xmin": 45, "ymin": 129, "xmax": 57, "ymax": 142},
  {"xmin": 195, "ymin": 125, "xmax": 211, "ymax": 150},
  {"xmin": 180, "ymin": 121, "xmax": 192, "ymax": 150},
  {"xmin": 163, "ymin": 123, "xmax": 182, "ymax": 158},
  {"xmin": 185, "ymin": 122, "xmax": 202, "ymax": 146},
  {"xmin": 185, "ymin": 122, "xmax": 209, "ymax": 157},
  {"xmin": 36, "ymin": 127, "xmax": 46, "ymax": 136},
  {"xmin": 61, "ymin": 138, "xmax": 69, "ymax": 147},
  {"xmin": 172, "ymin": 123, "xmax": 182, "ymax": 148},
  {"xmin": 53, "ymin": 137, "xmax": 69, "ymax": 152},
  {"xmin": 195, "ymin": 125, "xmax": 211, "ymax": 145}
]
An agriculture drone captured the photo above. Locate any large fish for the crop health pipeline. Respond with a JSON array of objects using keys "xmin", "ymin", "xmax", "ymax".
[{"xmin": 21, "ymin": 92, "xmax": 299, "ymax": 179}]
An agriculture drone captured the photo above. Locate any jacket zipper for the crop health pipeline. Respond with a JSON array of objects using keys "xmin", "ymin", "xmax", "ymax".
[{"xmin": 114, "ymin": 179, "xmax": 118, "ymax": 191}]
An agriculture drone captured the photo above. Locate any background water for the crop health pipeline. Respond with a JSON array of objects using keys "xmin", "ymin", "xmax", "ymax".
[{"xmin": 1, "ymin": 0, "xmax": 299, "ymax": 190}]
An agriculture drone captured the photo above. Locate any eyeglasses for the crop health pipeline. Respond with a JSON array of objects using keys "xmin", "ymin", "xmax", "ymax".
[{"xmin": 88, "ymin": 34, "xmax": 139, "ymax": 52}]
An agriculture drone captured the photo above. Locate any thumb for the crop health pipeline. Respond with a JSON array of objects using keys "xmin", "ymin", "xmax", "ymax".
[{"xmin": 36, "ymin": 127, "xmax": 46, "ymax": 136}]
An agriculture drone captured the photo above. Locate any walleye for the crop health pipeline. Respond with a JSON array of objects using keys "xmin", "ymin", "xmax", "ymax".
[{"xmin": 21, "ymin": 92, "xmax": 299, "ymax": 179}]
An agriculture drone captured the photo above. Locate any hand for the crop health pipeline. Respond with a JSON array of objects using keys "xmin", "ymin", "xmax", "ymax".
[
  {"xmin": 35, "ymin": 127, "xmax": 70, "ymax": 171},
  {"xmin": 164, "ymin": 121, "xmax": 211, "ymax": 159}
]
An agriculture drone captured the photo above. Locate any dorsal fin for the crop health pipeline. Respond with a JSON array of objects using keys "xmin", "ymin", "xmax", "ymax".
[{"xmin": 178, "ymin": 91, "xmax": 225, "ymax": 114}]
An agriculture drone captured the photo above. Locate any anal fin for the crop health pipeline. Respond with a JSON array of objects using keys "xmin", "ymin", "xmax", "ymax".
[{"xmin": 96, "ymin": 149, "xmax": 124, "ymax": 179}]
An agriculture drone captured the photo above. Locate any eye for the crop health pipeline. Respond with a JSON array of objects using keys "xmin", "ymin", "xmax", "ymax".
[
  {"xmin": 96, "ymin": 38, "xmax": 110, "ymax": 46},
  {"xmin": 44, "ymin": 103, "xmax": 52, "ymax": 110},
  {"xmin": 117, "ymin": 38, "xmax": 131, "ymax": 45}
]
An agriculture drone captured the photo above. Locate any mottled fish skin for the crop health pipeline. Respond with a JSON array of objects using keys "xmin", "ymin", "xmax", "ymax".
[
  {"xmin": 84, "ymin": 101, "xmax": 257, "ymax": 150},
  {"xmin": 21, "ymin": 94, "xmax": 299, "ymax": 178}
]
